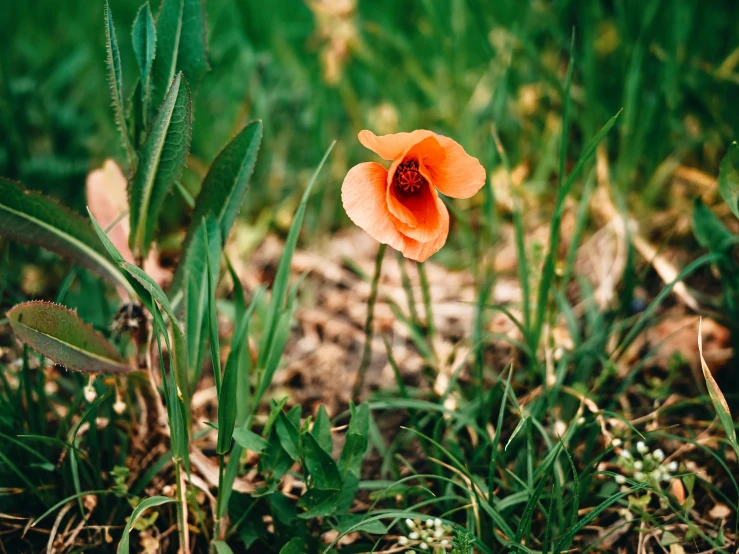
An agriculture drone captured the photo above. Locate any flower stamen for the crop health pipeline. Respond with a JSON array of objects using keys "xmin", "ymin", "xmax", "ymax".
[{"xmin": 394, "ymin": 159, "xmax": 426, "ymax": 195}]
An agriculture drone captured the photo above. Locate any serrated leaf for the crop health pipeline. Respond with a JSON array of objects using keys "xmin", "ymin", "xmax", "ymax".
[
  {"xmin": 0, "ymin": 179, "xmax": 131, "ymax": 293},
  {"xmin": 232, "ymin": 428, "xmax": 269, "ymax": 453},
  {"xmin": 172, "ymin": 121, "xmax": 263, "ymax": 293},
  {"xmin": 132, "ymin": 3, "xmax": 156, "ymax": 105},
  {"xmin": 303, "ymin": 432, "xmax": 341, "ymax": 490},
  {"xmin": 117, "ymin": 496, "xmax": 176, "ymax": 554},
  {"xmin": 104, "ymin": 2, "xmax": 135, "ymax": 165},
  {"xmin": 128, "ymin": 72, "xmax": 192, "ymax": 258},
  {"xmin": 699, "ymin": 318, "xmax": 739, "ymax": 461},
  {"xmin": 719, "ymin": 142, "xmax": 739, "ymax": 221},
  {"xmin": 150, "ymin": 0, "xmax": 209, "ymax": 111},
  {"xmin": 7, "ymin": 301, "xmax": 133, "ymax": 374}
]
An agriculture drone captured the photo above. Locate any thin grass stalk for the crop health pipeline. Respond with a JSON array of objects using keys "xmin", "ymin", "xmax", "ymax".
[
  {"xmin": 417, "ymin": 261, "xmax": 434, "ymax": 338},
  {"xmin": 352, "ymin": 243, "xmax": 386, "ymax": 400}
]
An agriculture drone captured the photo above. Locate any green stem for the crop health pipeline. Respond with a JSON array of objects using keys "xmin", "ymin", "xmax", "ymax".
[
  {"xmin": 214, "ymin": 453, "xmax": 226, "ymax": 540},
  {"xmin": 173, "ymin": 459, "xmax": 189, "ymax": 553},
  {"xmin": 352, "ymin": 243, "xmax": 386, "ymax": 401},
  {"xmin": 417, "ymin": 261, "xmax": 434, "ymax": 339}
]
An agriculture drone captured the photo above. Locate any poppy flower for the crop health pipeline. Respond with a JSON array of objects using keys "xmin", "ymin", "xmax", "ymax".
[{"xmin": 342, "ymin": 130, "xmax": 486, "ymax": 262}]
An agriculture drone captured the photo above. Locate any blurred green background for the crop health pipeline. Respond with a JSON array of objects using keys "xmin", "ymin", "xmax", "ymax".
[{"xmin": 1, "ymin": 0, "xmax": 738, "ymax": 239}]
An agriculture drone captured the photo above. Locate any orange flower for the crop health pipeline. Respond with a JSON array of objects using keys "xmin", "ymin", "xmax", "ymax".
[{"xmin": 342, "ymin": 130, "xmax": 486, "ymax": 262}]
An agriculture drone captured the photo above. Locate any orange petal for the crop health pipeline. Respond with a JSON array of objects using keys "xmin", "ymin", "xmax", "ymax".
[
  {"xmin": 398, "ymin": 198, "xmax": 450, "ymax": 262},
  {"xmin": 358, "ymin": 129, "xmax": 435, "ymax": 161},
  {"xmin": 341, "ymin": 162, "xmax": 407, "ymax": 252},
  {"xmin": 424, "ymin": 135, "xmax": 486, "ymax": 199}
]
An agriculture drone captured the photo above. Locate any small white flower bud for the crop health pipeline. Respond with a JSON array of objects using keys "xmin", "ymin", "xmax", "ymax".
[
  {"xmin": 425, "ymin": 519, "xmax": 434, "ymax": 528},
  {"xmin": 405, "ymin": 519, "xmax": 415, "ymax": 529},
  {"xmin": 434, "ymin": 528, "xmax": 443, "ymax": 538},
  {"xmin": 113, "ymin": 399, "xmax": 126, "ymax": 414},
  {"xmin": 577, "ymin": 416, "xmax": 585, "ymax": 425},
  {"xmin": 620, "ymin": 450, "xmax": 631, "ymax": 459},
  {"xmin": 441, "ymin": 539, "xmax": 448, "ymax": 546},
  {"xmin": 668, "ymin": 461, "xmax": 678, "ymax": 472},
  {"xmin": 84, "ymin": 386, "xmax": 97, "ymax": 403},
  {"xmin": 634, "ymin": 461, "xmax": 643, "ymax": 470},
  {"xmin": 636, "ymin": 441, "xmax": 648, "ymax": 454},
  {"xmin": 399, "ymin": 537, "xmax": 408, "ymax": 545},
  {"xmin": 612, "ymin": 438, "xmax": 622, "ymax": 447},
  {"xmin": 653, "ymin": 449, "xmax": 665, "ymax": 461},
  {"xmin": 634, "ymin": 472, "xmax": 645, "ymax": 482},
  {"xmin": 434, "ymin": 518, "xmax": 442, "ymax": 527},
  {"xmin": 409, "ymin": 532, "xmax": 418, "ymax": 540},
  {"xmin": 615, "ymin": 475, "xmax": 626, "ymax": 484},
  {"xmin": 420, "ymin": 543, "xmax": 428, "ymax": 551}
]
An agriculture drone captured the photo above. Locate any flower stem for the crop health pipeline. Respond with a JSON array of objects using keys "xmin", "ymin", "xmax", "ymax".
[
  {"xmin": 214, "ymin": 453, "xmax": 226, "ymax": 540},
  {"xmin": 417, "ymin": 261, "xmax": 434, "ymax": 339},
  {"xmin": 352, "ymin": 243, "xmax": 386, "ymax": 401}
]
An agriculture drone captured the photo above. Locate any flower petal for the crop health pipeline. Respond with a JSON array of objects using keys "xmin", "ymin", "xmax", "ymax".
[
  {"xmin": 341, "ymin": 162, "xmax": 407, "ymax": 252},
  {"xmin": 358, "ymin": 129, "xmax": 435, "ymax": 160},
  {"xmin": 398, "ymin": 198, "xmax": 450, "ymax": 262},
  {"xmin": 424, "ymin": 136, "xmax": 486, "ymax": 199}
]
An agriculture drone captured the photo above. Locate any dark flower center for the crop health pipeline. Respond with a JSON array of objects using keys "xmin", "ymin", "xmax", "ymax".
[{"xmin": 394, "ymin": 160, "xmax": 426, "ymax": 195}]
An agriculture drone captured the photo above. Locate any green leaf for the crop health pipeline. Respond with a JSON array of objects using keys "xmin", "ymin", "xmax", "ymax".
[
  {"xmin": 7, "ymin": 302, "xmax": 133, "ymax": 374},
  {"xmin": 313, "ymin": 405, "xmax": 332, "ymax": 455},
  {"xmin": 212, "ymin": 541, "xmax": 234, "ymax": 554},
  {"xmin": 150, "ymin": 0, "xmax": 209, "ymax": 111},
  {"xmin": 187, "ymin": 217, "xmax": 222, "ymax": 383},
  {"xmin": 335, "ymin": 514, "xmax": 388, "ymax": 534},
  {"xmin": 217, "ymin": 288, "xmax": 261, "ymax": 455},
  {"xmin": 699, "ymin": 318, "xmax": 739, "ymax": 461},
  {"xmin": 172, "ymin": 121, "xmax": 263, "ymax": 294},
  {"xmin": 132, "ymin": 3, "xmax": 156, "ymax": 104},
  {"xmin": 0, "ymin": 179, "xmax": 131, "ymax": 293},
  {"xmin": 296, "ymin": 488, "xmax": 341, "ymax": 519},
  {"xmin": 104, "ymin": 2, "xmax": 135, "ymax": 165},
  {"xmin": 505, "ymin": 415, "xmax": 528, "ymax": 451},
  {"xmin": 279, "ymin": 537, "xmax": 305, "ymax": 554},
  {"xmin": 718, "ymin": 142, "xmax": 739, "ymax": 220},
  {"xmin": 257, "ymin": 142, "xmax": 335, "ymax": 372},
  {"xmin": 117, "ymin": 496, "xmax": 176, "ymax": 554},
  {"xmin": 514, "ymin": 444, "xmax": 561, "ymax": 543},
  {"xmin": 128, "ymin": 72, "xmax": 192, "ymax": 258},
  {"xmin": 692, "ymin": 198, "xmax": 737, "ymax": 254},
  {"xmin": 275, "ymin": 412, "xmax": 301, "ymax": 461},
  {"xmin": 232, "ymin": 428, "xmax": 269, "ymax": 454},
  {"xmin": 303, "ymin": 432, "xmax": 341, "ymax": 490}
]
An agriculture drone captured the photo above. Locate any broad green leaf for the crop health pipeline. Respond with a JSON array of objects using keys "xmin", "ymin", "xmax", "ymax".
[
  {"xmin": 313, "ymin": 405, "xmax": 333, "ymax": 455},
  {"xmin": 0, "ymin": 179, "xmax": 131, "ymax": 294},
  {"xmin": 212, "ymin": 541, "xmax": 234, "ymax": 554},
  {"xmin": 296, "ymin": 488, "xmax": 341, "ymax": 519},
  {"xmin": 7, "ymin": 302, "xmax": 133, "ymax": 374},
  {"xmin": 128, "ymin": 72, "xmax": 192, "ymax": 258},
  {"xmin": 117, "ymin": 496, "xmax": 176, "ymax": 554},
  {"xmin": 132, "ymin": 2, "xmax": 156, "ymax": 108},
  {"xmin": 699, "ymin": 318, "xmax": 739, "ymax": 461},
  {"xmin": 718, "ymin": 142, "xmax": 739, "ymax": 220},
  {"xmin": 279, "ymin": 537, "xmax": 305, "ymax": 554},
  {"xmin": 217, "ymin": 288, "xmax": 261, "ymax": 455},
  {"xmin": 150, "ymin": 0, "xmax": 209, "ymax": 111},
  {"xmin": 692, "ymin": 198, "xmax": 737, "ymax": 254},
  {"xmin": 104, "ymin": 2, "xmax": 135, "ymax": 165},
  {"xmin": 303, "ymin": 432, "xmax": 341, "ymax": 490},
  {"xmin": 275, "ymin": 412, "xmax": 301, "ymax": 461},
  {"xmin": 172, "ymin": 121, "xmax": 263, "ymax": 293},
  {"xmin": 232, "ymin": 428, "xmax": 269, "ymax": 453}
]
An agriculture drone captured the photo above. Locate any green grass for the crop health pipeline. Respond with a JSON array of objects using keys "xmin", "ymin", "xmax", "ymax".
[{"xmin": 1, "ymin": 0, "xmax": 739, "ymax": 553}]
